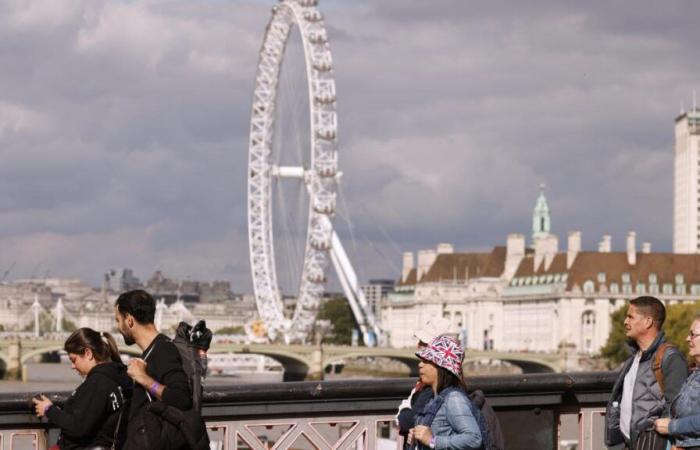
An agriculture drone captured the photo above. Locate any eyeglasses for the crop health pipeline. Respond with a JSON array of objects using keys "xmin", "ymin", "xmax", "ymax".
[{"xmin": 688, "ymin": 330, "xmax": 700, "ymax": 340}]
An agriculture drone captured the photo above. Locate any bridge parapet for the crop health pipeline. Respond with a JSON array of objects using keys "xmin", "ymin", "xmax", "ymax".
[
  {"xmin": 0, "ymin": 371, "xmax": 615, "ymax": 449},
  {"xmin": 0, "ymin": 339, "xmax": 567, "ymax": 380}
]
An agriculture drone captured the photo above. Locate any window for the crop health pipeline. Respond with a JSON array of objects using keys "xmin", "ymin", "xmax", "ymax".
[
  {"xmin": 649, "ymin": 284, "xmax": 659, "ymax": 295},
  {"xmin": 622, "ymin": 273, "xmax": 631, "ymax": 283},
  {"xmin": 636, "ymin": 283, "xmax": 646, "ymax": 295},
  {"xmin": 649, "ymin": 273, "xmax": 657, "ymax": 284},
  {"xmin": 663, "ymin": 283, "xmax": 673, "ymax": 295},
  {"xmin": 676, "ymin": 284, "xmax": 687, "ymax": 295},
  {"xmin": 583, "ymin": 280, "xmax": 595, "ymax": 294},
  {"xmin": 610, "ymin": 283, "xmax": 619, "ymax": 294},
  {"xmin": 676, "ymin": 274, "xmax": 685, "ymax": 285},
  {"xmin": 597, "ymin": 272, "xmax": 606, "ymax": 283},
  {"xmin": 623, "ymin": 284, "xmax": 632, "ymax": 295}
]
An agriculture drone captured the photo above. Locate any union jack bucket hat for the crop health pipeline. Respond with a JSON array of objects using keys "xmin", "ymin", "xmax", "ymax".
[{"xmin": 416, "ymin": 335, "xmax": 464, "ymax": 377}]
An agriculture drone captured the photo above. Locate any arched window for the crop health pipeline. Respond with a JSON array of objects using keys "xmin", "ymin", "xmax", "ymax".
[{"xmin": 583, "ymin": 280, "xmax": 595, "ymax": 294}]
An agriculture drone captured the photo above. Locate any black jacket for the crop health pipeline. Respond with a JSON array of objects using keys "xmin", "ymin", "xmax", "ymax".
[
  {"xmin": 46, "ymin": 361, "xmax": 131, "ymax": 450},
  {"xmin": 128, "ymin": 333, "xmax": 192, "ymax": 421},
  {"xmin": 123, "ymin": 334, "xmax": 194, "ymax": 450}
]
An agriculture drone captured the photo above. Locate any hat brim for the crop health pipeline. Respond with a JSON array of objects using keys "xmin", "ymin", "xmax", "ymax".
[{"xmin": 414, "ymin": 330, "xmax": 434, "ymax": 345}]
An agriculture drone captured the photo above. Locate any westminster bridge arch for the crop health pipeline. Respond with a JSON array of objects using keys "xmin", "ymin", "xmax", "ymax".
[{"xmin": 0, "ymin": 338, "xmax": 563, "ymax": 380}]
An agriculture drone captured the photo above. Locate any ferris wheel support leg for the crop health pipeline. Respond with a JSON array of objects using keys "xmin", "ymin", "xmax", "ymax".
[
  {"xmin": 329, "ymin": 231, "xmax": 382, "ymax": 346},
  {"xmin": 329, "ymin": 245, "xmax": 370, "ymax": 344}
]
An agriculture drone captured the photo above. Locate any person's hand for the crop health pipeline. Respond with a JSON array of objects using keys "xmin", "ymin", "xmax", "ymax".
[
  {"xmin": 127, "ymin": 358, "xmax": 148, "ymax": 384},
  {"xmin": 655, "ymin": 418, "xmax": 670, "ymax": 435},
  {"xmin": 32, "ymin": 395, "xmax": 53, "ymax": 417},
  {"xmin": 407, "ymin": 428, "xmax": 414, "ymax": 445},
  {"xmin": 414, "ymin": 425, "xmax": 433, "ymax": 445}
]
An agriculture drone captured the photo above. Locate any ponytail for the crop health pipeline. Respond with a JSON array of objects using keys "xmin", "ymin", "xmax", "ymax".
[
  {"xmin": 100, "ymin": 332, "xmax": 122, "ymax": 363},
  {"xmin": 64, "ymin": 328, "xmax": 122, "ymax": 364}
]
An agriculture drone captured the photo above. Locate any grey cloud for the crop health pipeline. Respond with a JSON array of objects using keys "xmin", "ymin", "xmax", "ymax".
[{"xmin": 0, "ymin": 0, "xmax": 697, "ymax": 288}]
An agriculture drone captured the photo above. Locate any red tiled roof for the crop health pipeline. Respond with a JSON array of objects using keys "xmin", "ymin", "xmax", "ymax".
[
  {"xmin": 512, "ymin": 250, "xmax": 700, "ymax": 290},
  {"xmin": 397, "ymin": 247, "xmax": 506, "ymax": 285}
]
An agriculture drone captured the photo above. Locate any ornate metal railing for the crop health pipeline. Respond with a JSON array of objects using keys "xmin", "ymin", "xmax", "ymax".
[{"xmin": 0, "ymin": 371, "xmax": 616, "ymax": 450}]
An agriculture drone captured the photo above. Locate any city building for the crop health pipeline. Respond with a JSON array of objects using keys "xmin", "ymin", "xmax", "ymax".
[
  {"xmin": 360, "ymin": 279, "xmax": 395, "ymax": 323},
  {"xmin": 0, "ymin": 271, "xmax": 254, "ymax": 335},
  {"xmin": 674, "ymin": 107, "xmax": 700, "ymax": 253},
  {"xmin": 382, "ymin": 188, "xmax": 700, "ymax": 355},
  {"xmin": 103, "ymin": 269, "xmax": 141, "ymax": 294}
]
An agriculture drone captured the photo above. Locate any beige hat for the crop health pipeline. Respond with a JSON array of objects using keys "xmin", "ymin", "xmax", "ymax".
[{"xmin": 414, "ymin": 317, "xmax": 452, "ymax": 344}]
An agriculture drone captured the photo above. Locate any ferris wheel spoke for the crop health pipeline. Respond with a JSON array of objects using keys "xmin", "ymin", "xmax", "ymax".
[{"xmin": 271, "ymin": 165, "xmax": 306, "ymax": 179}]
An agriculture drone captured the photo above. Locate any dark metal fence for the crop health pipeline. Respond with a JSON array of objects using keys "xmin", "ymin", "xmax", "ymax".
[{"xmin": 0, "ymin": 371, "xmax": 616, "ymax": 449}]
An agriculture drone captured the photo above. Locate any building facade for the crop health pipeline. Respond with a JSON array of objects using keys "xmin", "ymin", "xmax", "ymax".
[
  {"xmin": 360, "ymin": 279, "xmax": 395, "ymax": 323},
  {"xmin": 674, "ymin": 108, "xmax": 700, "ymax": 253},
  {"xmin": 382, "ymin": 190, "xmax": 700, "ymax": 355}
]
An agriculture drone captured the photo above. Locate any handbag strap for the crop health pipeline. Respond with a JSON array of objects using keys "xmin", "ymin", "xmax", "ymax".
[
  {"xmin": 110, "ymin": 386, "xmax": 125, "ymax": 450},
  {"xmin": 142, "ymin": 341, "xmax": 157, "ymax": 402},
  {"xmin": 110, "ymin": 409, "xmax": 123, "ymax": 450}
]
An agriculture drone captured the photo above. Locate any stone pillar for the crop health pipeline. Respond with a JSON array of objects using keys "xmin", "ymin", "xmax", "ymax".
[
  {"xmin": 557, "ymin": 341, "xmax": 578, "ymax": 372},
  {"xmin": 307, "ymin": 342, "xmax": 324, "ymax": 381},
  {"xmin": 6, "ymin": 339, "xmax": 21, "ymax": 380}
]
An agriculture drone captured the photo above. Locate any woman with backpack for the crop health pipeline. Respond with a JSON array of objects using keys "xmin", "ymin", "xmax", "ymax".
[
  {"xmin": 654, "ymin": 313, "xmax": 700, "ymax": 449},
  {"xmin": 32, "ymin": 328, "xmax": 131, "ymax": 450},
  {"xmin": 407, "ymin": 335, "xmax": 485, "ymax": 450}
]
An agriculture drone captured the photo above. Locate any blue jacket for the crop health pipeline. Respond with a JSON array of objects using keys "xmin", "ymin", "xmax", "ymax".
[
  {"xmin": 669, "ymin": 369, "xmax": 700, "ymax": 447},
  {"xmin": 417, "ymin": 390, "xmax": 482, "ymax": 450}
]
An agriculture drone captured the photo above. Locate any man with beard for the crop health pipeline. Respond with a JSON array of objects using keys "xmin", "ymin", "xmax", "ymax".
[
  {"xmin": 605, "ymin": 296, "xmax": 687, "ymax": 450},
  {"xmin": 114, "ymin": 289, "xmax": 192, "ymax": 449}
]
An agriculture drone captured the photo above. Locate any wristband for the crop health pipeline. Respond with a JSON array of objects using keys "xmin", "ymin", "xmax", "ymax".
[
  {"xmin": 148, "ymin": 382, "xmax": 161, "ymax": 397},
  {"xmin": 428, "ymin": 436, "xmax": 436, "ymax": 449}
]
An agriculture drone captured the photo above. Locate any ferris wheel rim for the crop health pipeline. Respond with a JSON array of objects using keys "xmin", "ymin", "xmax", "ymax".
[{"xmin": 247, "ymin": 0, "xmax": 338, "ymax": 343}]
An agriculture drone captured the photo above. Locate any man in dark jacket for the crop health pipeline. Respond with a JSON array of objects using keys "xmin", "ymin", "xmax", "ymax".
[
  {"xmin": 605, "ymin": 296, "xmax": 688, "ymax": 449},
  {"xmin": 115, "ymin": 289, "xmax": 193, "ymax": 449}
]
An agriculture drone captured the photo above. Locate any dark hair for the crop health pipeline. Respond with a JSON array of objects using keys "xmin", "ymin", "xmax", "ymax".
[
  {"xmin": 64, "ymin": 328, "xmax": 121, "ymax": 363},
  {"xmin": 630, "ymin": 296, "xmax": 666, "ymax": 330},
  {"xmin": 115, "ymin": 289, "xmax": 156, "ymax": 325},
  {"xmin": 434, "ymin": 363, "xmax": 467, "ymax": 394}
]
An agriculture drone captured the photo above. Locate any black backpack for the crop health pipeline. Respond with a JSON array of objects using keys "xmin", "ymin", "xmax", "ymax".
[
  {"xmin": 172, "ymin": 321, "xmax": 211, "ymax": 413},
  {"xmin": 468, "ymin": 390, "xmax": 505, "ymax": 450}
]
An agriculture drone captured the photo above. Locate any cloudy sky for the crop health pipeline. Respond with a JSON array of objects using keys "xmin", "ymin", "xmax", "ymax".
[{"xmin": 0, "ymin": 0, "xmax": 698, "ymax": 290}]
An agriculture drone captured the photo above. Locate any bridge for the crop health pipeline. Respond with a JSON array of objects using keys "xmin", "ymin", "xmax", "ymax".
[
  {"xmin": 0, "ymin": 337, "xmax": 564, "ymax": 381},
  {"xmin": 0, "ymin": 371, "xmax": 614, "ymax": 449}
]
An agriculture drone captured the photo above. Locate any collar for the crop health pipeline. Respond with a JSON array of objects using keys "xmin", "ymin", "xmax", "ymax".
[{"xmin": 626, "ymin": 331, "xmax": 666, "ymax": 361}]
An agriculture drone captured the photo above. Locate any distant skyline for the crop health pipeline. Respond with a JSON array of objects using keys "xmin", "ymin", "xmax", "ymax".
[{"xmin": 0, "ymin": 0, "xmax": 699, "ymax": 289}]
